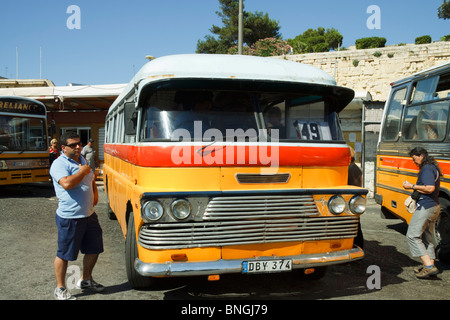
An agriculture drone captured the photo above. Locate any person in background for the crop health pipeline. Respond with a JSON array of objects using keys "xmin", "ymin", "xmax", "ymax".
[
  {"xmin": 403, "ymin": 147, "xmax": 441, "ymax": 279},
  {"xmin": 81, "ymin": 139, "xmax": 96, "ymax": 172},
  {"xmin": 347, "ymin": 147, "xmax": 364, "ymax": 249},
  {"xmin": 348, "ymin": 147, "xmax": 362, "ymax": 187},
  {"xmin": 49, "ymin": 139, "xmax": 59, "ymax": 166}
]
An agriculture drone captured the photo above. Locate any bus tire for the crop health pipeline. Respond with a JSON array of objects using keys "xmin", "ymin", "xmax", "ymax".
[
  {"xmin": 435, "ymin": 197, "xmax": 450, "ymax": 265},
  {"xmin": 125, "ymin": 214, "xmax": 155, "ymax": 289}
]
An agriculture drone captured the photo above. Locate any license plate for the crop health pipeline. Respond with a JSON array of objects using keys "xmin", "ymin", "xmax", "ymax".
[{"xmin": 242, "ymin": 259, "xmax": 292, "ymax": 274}]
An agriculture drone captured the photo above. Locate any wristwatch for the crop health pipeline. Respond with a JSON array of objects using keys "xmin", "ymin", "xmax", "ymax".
[{"xmin": 412, "ymin": 184, "xmax": 415, "ymax": 190}]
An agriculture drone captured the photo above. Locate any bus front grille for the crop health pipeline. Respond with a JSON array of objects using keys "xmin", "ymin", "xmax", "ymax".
[
  {"xmin": 138, "ymin": 194, "xmax": 359, "ymax": 249},
  {"xmin": 203, "ymin": 194, "xmax": 319, "ymax": 220}
]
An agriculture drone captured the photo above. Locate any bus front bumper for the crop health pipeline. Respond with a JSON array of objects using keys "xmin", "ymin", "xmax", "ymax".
[{"xmin": 134, "ymin": 246, "xmax": 364, "ymax": 277}]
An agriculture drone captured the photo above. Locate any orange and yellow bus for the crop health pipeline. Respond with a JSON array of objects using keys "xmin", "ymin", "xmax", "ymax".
[
  {"xmin": 376, "ymin": 61, "xmax": 450, "ymax": 262},
  {"xmin": 103, "ymin": 54, "xmax": 367, "ymax": 288},
  {"xmin": 0, "ymin": 96, "xmax": 49, "ymax": 185}
]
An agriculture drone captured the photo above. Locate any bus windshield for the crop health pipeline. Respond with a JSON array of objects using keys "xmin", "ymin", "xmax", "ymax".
[
  {"xmin": 139, "ymin": 89, "xmax": 343, "ymax": 142},
  {"xmin": 0, "ymin": 115, "xmax": 47, "ymax": 151}
]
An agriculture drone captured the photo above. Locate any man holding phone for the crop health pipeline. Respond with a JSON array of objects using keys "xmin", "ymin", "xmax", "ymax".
[{"xmin": 50, "ymin": 131, "xmax": 104, "ymax": 300}]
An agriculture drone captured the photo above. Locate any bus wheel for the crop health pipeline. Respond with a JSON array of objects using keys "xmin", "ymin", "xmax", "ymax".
[
  {"xmin": 125, "ymin": 214, "xmax": 155, "ymax": 289},
  {"xmin": 435, "ymin": 198, "xmax": 450, "ymax": 265}
]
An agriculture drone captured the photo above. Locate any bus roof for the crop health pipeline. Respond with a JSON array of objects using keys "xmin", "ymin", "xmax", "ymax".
[
  {"xmin": 109, "ymin": 54, "xmax": 341, "ymax": 112},
  {"xmin": 391, "ymin": 61, "xmax": 450, "ymax": 87}
]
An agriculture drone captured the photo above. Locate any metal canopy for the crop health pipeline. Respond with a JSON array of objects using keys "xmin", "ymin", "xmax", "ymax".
[{"xmin": 0, "ymin": 83, "xmax": 126, "ymax": 112}]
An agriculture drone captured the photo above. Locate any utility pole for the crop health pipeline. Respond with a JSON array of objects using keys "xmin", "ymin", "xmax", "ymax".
[
  {"xmin": 40, "ymin": 46, "xmax": 42, "ymax": 79},
  {"xmin": 16, "ymin": 47, "xmax": 19, "ymax": 79},
  {"xmin": 238, "ymin": 0, "xmax": 243, "ymax": 55}
]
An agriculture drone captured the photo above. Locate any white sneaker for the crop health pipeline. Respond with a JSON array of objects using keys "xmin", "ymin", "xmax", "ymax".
[{"xmin": 54, "ymin": 287, "xmax": 76, "ymax": 300}]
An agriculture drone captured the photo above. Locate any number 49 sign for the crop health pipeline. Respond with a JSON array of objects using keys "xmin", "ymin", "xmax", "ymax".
[{"xmin": 294, "ymin": 121, "xmax": 330, "ymax": 141}]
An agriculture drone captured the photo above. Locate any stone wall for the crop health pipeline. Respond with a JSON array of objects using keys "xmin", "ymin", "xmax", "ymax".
[{"xmin": 277, "ymin": 41, "xmax": 450, "ymax": 102}]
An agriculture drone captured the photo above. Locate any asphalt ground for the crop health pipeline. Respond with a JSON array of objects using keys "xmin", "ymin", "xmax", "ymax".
[{"xmin": 0, "ymin": 181, "xmax": 449, "ymax": 306}]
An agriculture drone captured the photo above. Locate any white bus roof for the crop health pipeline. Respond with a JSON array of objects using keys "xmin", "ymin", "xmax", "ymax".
[{"xmin": 110, "ymin": 54, "xmax": 338, "ymax": 112}]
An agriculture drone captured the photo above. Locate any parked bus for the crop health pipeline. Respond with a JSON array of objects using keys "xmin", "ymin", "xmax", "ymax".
[
  {"xmin": 376, "ymin": 61, "xmax": 450, "ymax": 261},
  {"xmin": 0, "ymin": 96, "xmax": 49, "ymax": 185},
  {"xmin": 103, "ymin": 54, "xmax": 367, "ymax": 288}
]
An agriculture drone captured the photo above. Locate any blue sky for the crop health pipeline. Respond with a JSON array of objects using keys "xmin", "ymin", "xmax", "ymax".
[{"xmin": 1, "ymin": 0, "xmax": 448, "ymax": 86}]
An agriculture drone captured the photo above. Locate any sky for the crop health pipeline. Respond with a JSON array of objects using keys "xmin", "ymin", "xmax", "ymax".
[{"xmin": 1, "ymin": 0, "xmax": 448, "ymax": 86}]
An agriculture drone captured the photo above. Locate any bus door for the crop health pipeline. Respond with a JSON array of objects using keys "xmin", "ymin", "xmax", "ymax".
[{"xmin": 376, "ymin": 85, "xmax": 408, "ymax": 212}]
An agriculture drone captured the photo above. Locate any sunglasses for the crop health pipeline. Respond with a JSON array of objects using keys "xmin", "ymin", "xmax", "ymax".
[{"xmin": 65, "ymin": 142, "xmax": 82, "ymax": 149}]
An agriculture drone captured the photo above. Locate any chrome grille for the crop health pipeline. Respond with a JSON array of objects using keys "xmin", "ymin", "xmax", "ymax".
[
  {"xmin": 138, "ymin": 194, "xmax": 359, "ymax": 250},
  {"xmin": 236, "ymin": 173, "xmax": 290, "ymax": 184},
  {"xmin": 204, "ymin": 195, "xmax": 319, "ymax": 219}
]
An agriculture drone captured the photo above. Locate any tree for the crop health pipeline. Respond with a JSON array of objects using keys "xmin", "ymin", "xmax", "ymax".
[
  {"xmin": 196, "ymin": 0, "xmax": 281, "ymax": 54},
  {"xmin": 355, "ymin": 37, "xmax": 386, "ymax": 49},
  {"xmin": 245, "ymin": 11, "xmax": 281, "ymax": 45},
  {"xmin": 324, "ymin": 28, "xmax": 344, "ymax": 50},
  {"xmin": 287, "ymin": 27, "xmax": 343, "ymax": 54},
  {"xmin": 438, "ymin": 0, "xmax": 450, "ymax": 19},
  {"xmin": 415, "ymin": 35, "xmax": 432, "ymax": 44},
  {"xmin": 228, "ymin": 37, "xmax": 291, "ymax": 56}
]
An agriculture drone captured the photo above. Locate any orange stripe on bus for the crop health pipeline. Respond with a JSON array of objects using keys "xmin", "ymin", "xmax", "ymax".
[
  {"xmin": 104, "ymin": 144, "xmax": 351, "ymax": 167},
  {"xmin": 380, "ymin": 156, "xmax": 450, "ymax": 173}
]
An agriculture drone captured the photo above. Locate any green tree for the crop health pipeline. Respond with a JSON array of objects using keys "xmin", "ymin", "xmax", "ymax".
[
  {"xmin": 438, "ymin": 0, "xmax": 450, "ymax": 19},
  {"xmin": 355, "ymin": 37, "xmax": 386, "ymax": 49},
  {"xmin": 324, "ymin": 28, "xmax": 344, "ymax": 50},
  {"xmin": 228, "ymin": 37, "xmax": 292, "ymax": 56},
  {"xmin": 196, "ymin": 0, "xmax": 281, "ymax": 54},
  {"xmin": 245, "ymin": 11, "xmax": 281, "ymax": 45},
  {"xmin": 415, "ymin": 35, "xmax": 432, "ymax": 44},
  {"xmin": 287, "ymin": 27, "xmax": 343, "ymax": 54}
]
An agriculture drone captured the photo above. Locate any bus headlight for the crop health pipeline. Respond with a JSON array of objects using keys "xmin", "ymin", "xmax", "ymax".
[
  {"xmin": 328, "ymin": 195, "xmax": 346, "ymax": 215},
  {"xmin": 349, "ymin": 195, "xmax": 366, "ymax": 215},
  {"xmin": 142, "ymin": 200, "xmax": 164, "ymax": 222},
  {"xmin": 171, "ymin": 199, "xmax": 192, "ymax": 220}
]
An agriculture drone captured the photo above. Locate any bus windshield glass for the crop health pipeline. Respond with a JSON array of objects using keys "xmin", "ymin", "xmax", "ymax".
[
  {"xmin": 139, "ymin": 89, "xmax": 344, "ymax": 142},
  {"xmin": 0, "ymin": 115, "xmax": 47, "ymax": 151}
]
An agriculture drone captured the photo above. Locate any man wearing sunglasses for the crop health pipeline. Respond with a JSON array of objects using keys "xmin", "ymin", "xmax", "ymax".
[{"xmin": 50, "ymin": 131, "xmax": 103, "ymax": 300}]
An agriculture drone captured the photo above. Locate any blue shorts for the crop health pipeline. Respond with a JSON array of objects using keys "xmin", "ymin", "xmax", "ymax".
[{"xmin": 56, "ymin": 213, "xmax": 104, "ymax": 261}]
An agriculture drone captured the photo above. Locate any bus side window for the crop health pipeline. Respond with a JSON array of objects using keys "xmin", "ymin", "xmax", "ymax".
[
  {"xmin": 403, "ymin": 103, "xmax": 449, "ymax": 141},
  {"xmin": 436, "ymin": 107, "xmax": 448, "ymax": 138},
  {"xmin": 404, "ymin": 72, "xmax": 450, "ymax": 141},
  {"xmin": 382, "ymin": 87, "xmax": 406, "ymax": 141},
  {"xmin": 410, "ymin": 76, "xmax": 439, "ymax": 104},
  {"xmin": 124, "ymin": 103, "xmax": 137, "ymax": 135},
  {"xmin": 117, "ymin": 111, "xmax": 124, "ymax": 143}
]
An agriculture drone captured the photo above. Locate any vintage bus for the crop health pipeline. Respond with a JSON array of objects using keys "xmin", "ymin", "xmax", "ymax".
[
  {"xmin": 376, "ymin": 61, "xmax": 450, "ymax": 261},
  {"xmin": 103, "ymin": 54, "xmax": 367, "ymax": 288},
  {"xmin": 0, "ymin": 96, "xmax": 49, "ymax": 185}
]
